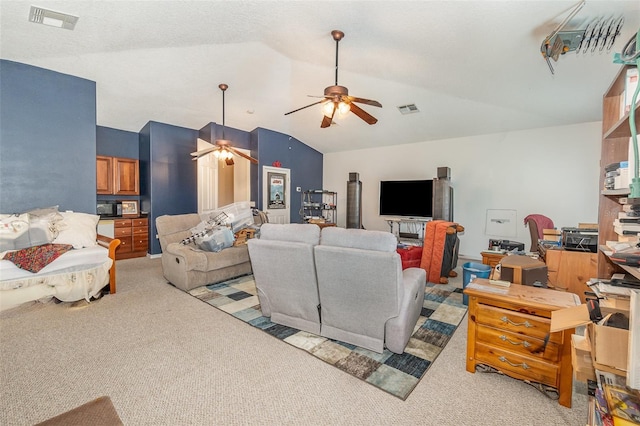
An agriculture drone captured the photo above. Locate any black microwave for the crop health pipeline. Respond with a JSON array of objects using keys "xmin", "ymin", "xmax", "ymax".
[{"xmin": 97, "ymin": 201, "xmax": 122, "ymax": 218}]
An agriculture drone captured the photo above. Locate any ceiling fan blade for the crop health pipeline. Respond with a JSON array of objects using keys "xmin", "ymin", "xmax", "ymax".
[
  {"xmin": 190, "ymin": 146, "xmax": 218, "ymax": 157},
  {"xmin": 349, "ymin": 102, "xmax": 378, "ymax": 125},
  {"xmin": 347, "ymin": 96, "xmax": 382, "ymax": 108},
  {"xmin": 321, "ymin": 103, "xmax": 336, "ymax": 128},
  {"xmin": 227, "ymin": 146, "xmax": 259, "ymax": 164},
  {"xmin": 284, "ymin": 99, "xmax": 327, "ymax": 116}
]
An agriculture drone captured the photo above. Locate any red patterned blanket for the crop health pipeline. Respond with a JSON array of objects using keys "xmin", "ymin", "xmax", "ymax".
[{"xmin": 2, "ymin": 243, "xmax": 73, "ymax": 273}]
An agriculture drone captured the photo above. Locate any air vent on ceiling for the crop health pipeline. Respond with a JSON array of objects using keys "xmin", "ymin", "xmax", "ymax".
[
  {"xmin": 397, "ymin": 104, "xmax": 420, "ymax": 115},
  {"xmin": 29, "ymin": 6, "xmax": 78, "ymax": 30}
]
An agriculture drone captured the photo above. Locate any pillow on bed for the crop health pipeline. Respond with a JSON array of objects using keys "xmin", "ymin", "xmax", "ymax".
[
  {"xmin": 0, "ymin": 214, "xmax": 30, "ymax": 252},
  {"xmin": 0, "ymin": 207, "xmax": 65, "ymax": 251},
  {"xmin": 53, "ymin": 212, "xmax": 99, "ymax": 249},
  {"xmin": 26, "ymin": 206, "xmax": 64, "ymax": 244}
]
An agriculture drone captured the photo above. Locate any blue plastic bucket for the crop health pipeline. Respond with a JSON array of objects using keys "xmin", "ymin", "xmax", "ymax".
[{"xmin": 462, "ymin": 262, "xmax": 492, "ymax": 306}]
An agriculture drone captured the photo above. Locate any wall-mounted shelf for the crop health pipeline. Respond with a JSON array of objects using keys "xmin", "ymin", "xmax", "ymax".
[
  {"xmin": 601, "ymin": 188, "xmax": 630, "ymax": 196},
  {"xmin": 599, "ymin": 245, "xmax": 640, "ymax": 282},
  {"xmin": 597, "ymin": 65, "xmax": 639, "ymax": 278},
  {"xmin": 604, "ymin": 101, "xmax": 640, "ymax": 140}
]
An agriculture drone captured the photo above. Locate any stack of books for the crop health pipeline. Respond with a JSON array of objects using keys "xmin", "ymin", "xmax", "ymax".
[
  {"xmin": 612, "ymin": 204, "xmax": 640, "ymax": 247},
  {"xmin": 606, "ymin": 162, "xmax": 629, "ymax": 191}
]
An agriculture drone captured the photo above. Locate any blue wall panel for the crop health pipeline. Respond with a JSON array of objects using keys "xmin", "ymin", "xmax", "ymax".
[
  {"xmin": 144, "ymin": 121, "xmax": 198, "ymax": 255},
  {"xmin": 96, "ymin": 125, "xmax": 139, "ymax": 158},
  {"xmin": 0, "ymin": 60, "xmax": 97, "ymax": 213},
  {"xmin": 253, "ymin": 128, "xmax": 323, "ymax": 223}
]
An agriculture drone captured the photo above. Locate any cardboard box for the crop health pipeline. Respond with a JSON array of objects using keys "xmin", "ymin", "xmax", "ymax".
[
  {"xmin": 499, "ymin": 255, "xmax": 548, "ymax": 285},
  {"xmin": 543, "ymin": 228, "xmax": 562, "ymax": 243},
  {"xmin": 551, "ymin": 304, "xmax": 629, "ymax": 375},
  {"xmin": 571, "ymin": 333, "xmax": 596, "ymax": 383},
  {"xmin": 600, "ymin": 298, "xmax": 631, "ymax": 317}
]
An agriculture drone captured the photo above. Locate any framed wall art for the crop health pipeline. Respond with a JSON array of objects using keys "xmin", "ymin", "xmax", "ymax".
[{"xmin": 121, "ymin": 200, "xmax": 139, "ymax": 216}]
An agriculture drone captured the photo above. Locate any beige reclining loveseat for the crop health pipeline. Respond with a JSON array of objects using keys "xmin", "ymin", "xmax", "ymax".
[{"xmin": 155, "ymin": 213, "xmax": 252, "ymax": 292}]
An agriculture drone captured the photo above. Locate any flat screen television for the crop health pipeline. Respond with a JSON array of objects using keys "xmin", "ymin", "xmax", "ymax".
[{"xmin": 379, "ymin": 179, "xmax": 433, "ymax": 218}]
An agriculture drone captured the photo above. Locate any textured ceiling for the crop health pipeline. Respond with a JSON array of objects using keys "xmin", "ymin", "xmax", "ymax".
[{"xmin": 1, "ymin": 1, "xmax": 639, "ymax": 153}]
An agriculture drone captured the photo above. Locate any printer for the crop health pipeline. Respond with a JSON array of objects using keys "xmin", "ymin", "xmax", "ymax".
[
  {"xmin": 488, "ymin": 239, "xmax": 525, "ymax": 251},
  {"xmin": 561, "ymin": 227, "xmax": 598, "ymax": 253}
]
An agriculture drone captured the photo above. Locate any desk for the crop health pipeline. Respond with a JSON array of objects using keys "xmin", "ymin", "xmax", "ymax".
[
  {"xmin": 543, "ymin": 249, "xmax": 597, "ymax": 304},
  {"xmin": 480, "ymin": 251, "xmax": 506, "ymax": 269}
]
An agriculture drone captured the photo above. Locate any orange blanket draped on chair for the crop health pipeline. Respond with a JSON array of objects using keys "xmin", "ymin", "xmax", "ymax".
[{"xmin": 420, "ymin": 220, "xmax": 464, "ymax": 284}]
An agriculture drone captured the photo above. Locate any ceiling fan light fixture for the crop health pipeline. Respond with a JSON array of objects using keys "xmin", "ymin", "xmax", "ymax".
[
  {"xmin": 322, "ymin": 101, "xmax": 336, "ymax": 117},
  {"xmin": 338, "ymin": 101, "xmax": 351, "ymax": 115}
]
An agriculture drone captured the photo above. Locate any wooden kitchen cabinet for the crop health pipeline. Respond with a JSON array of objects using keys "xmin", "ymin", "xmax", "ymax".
[
  {"xmin": 96, "ymin": 156, "xmax": 114, "ymax": 195},
  {"xmin": 96, "ymin": 156, "xmax": 139, "ymax": 195},
  {"xmin": 114, "ymin": 217, "xmax": 148, "ymax": 259}
]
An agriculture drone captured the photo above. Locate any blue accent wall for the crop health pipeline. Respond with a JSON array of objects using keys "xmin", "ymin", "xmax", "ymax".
[
  {"xmin": 0, "ymin": 60, "xmax": 97, "ymax": 213},
  {"xmin": 0, "ymin": 60, "xmax": 324, "ymax": 248},
  {"xmin": 141, "ymin": 121, "xmax": 198, "ymax": 255},
  {"xmin": 252, "ymin": 128, "xmax": 323, "ymax": 223},
  {"xmin": 97, "ymin": 125, "xmax": 139, "ymax": 158},
  {"xmin": 199, "ymin": 122, "xmax": 251, "ymax": 150}
]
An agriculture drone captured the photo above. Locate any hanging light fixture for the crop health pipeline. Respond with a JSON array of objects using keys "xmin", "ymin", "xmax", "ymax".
[
  {"xmin": 322, "ymin": 100, "xmax": 351, "ymax": 118},
  {"xmin": 190, "ymin": 84, "xmax": 258, "ymax": 164}
]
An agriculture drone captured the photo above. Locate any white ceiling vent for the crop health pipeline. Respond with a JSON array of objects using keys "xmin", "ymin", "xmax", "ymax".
[
  {"xmin": 397, "ymin": 104, "xmax": 420, "ymax": 115},
  {"xmin": 29, "ymin": 6, "xmax": 78, "ymax": 30}
]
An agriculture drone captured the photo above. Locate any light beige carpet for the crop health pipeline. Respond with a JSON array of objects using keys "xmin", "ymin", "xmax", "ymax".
[
  {"xmin": 0, "ymin": 257, "xmax": 588, "ymax": 425},
  {"xmin": 35, "ymin": 396, "xmax": 123, "ymax": 426}
]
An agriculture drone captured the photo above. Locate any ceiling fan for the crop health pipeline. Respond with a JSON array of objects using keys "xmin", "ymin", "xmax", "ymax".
[
  {"xmin": 190, "ymin": 83, "xmax": 258, "ymax": 165},
  {"xmin": 284, "ymin": 30, "xmax": 382, "ymax": 128}
]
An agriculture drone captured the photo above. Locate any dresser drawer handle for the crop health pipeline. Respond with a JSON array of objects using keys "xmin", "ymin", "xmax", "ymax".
[
  {"xmin": 500, "ymin": 316, "xmax": 532, "ymax": 328},
  {"xmin": 498, "ymin": 356, "xmax": 529, "ymax": 370},
  {"xmin": 499, "ymin": 335, "xmax": 531, "ymax": 348}
]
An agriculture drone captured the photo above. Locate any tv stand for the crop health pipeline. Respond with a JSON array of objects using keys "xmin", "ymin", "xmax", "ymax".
[{"xmin": 386, "ymin": 218, "xmax": 430, "ymax": 246}]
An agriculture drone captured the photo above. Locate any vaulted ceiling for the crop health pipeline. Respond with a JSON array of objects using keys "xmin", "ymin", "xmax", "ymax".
[{"xmin": 1, "ymin": 1, "xmax": 639, "ymax": 153}]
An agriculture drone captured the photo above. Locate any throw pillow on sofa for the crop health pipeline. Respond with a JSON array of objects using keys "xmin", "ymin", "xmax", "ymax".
[{"xmin": 53, "ymin": 212, "xmax": 99, "ymax": 249}]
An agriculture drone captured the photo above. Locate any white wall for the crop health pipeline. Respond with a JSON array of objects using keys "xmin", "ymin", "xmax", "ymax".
[{"xmin": 323, "ymin": 121, "xmax": 601, "ymax": 260}]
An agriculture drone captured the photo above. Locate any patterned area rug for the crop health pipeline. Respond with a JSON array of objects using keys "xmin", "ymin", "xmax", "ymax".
[{"xmin": 188, "ymin": 274, "xmax": 467, "ymax": 400}]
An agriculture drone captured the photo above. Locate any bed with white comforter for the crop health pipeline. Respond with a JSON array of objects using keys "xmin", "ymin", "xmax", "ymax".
[
  {"xmin": 0, "ymin": 209, "xmax": 120, "ymax": 311},
  {"xmin": 0, "ymin": 245, "xmax": 113, "ymax": 311}
]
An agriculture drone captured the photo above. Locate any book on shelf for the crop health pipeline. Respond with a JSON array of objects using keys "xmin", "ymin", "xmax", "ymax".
[
  {"xmin": 614, "ymin": 221, "xmax": 640, "ymax": 231},
  {"xmin": 615, "ymin": 226, "xmax": 640, "ymax": 236},
  {"xmin": 622, "ymin": 67, "xmax": 639, "ymax": 116},
  {"xmin": 603, "ymin": 384, "xmax": 640, "ymax": 426},
  {"xmin": 617, "ymin": 235, "xmax": 640, "ymax": 244},
  {"xmin": 606, "ymin": 241, "xmax": 639, "ymax": 253}
]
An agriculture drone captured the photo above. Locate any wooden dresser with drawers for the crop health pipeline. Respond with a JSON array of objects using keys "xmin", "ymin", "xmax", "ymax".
[
  {"xmin": 463, "ymin": 279, "xmax": 581, "ymax": 408},
  {"xmin": 113, "ymin": 217, "xmax": 148, "ymax": 260}
]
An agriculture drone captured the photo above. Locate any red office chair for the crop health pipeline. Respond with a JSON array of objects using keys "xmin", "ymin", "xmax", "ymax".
[{"xmin": 524, "ymin": 214, "xmax": 554, "ymax": 252}]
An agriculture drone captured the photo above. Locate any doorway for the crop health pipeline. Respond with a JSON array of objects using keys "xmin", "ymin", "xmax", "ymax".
[
  {"xmin": 262, "ymin": 166, "xmax": 290, "ymax": 224},
  {"xmin": 196, "ymin": 138, "xmax": 251, "ymax": 212}
]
